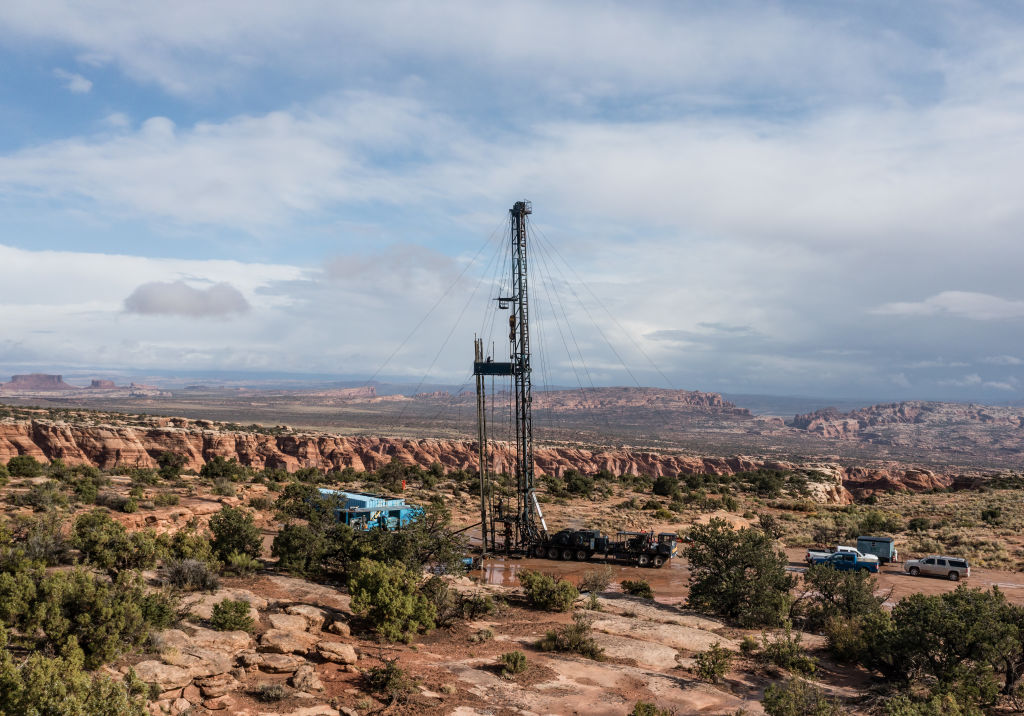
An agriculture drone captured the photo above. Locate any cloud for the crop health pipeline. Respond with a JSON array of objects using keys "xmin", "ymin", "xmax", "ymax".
[
  {"xmin": 124, "ymin": 281, "xmax": 250, "ymax": 317},
  {"xmin": 52, "ymin": 68, "xmax": 92, "ymax": 93},
  {"xmin": 873, "ymin": 292, "xmax": 1024, "ymax": 321},
  {"xmin": 982, "ymin": 355, "xmax": 1023, "ymax": 365}
]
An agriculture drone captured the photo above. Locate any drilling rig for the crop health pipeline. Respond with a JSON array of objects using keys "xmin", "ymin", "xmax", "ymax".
[{"xmin": 474, "ymin": 200, "xmax": 548, "ymax": 554}]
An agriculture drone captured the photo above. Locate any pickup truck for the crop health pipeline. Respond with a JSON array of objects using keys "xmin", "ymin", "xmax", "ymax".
[
  {"xmin": 805, "ymin": 545, "xmax": 880, "ymax": 565},
  {"xmin": 808, "ymin": 552, "xmax": 879, "ymax": 573}
]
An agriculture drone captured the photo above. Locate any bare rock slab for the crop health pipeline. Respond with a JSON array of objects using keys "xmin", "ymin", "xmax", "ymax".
[
  {"xmin": 285, "ymin": 604, "xmax": 331, "ymax": 631},
  {"xmin": 316, "ymin": 640, "xmax": 357, "ymax": 665},
  {"xmin": 260, "ymin": 628, "xmax": 318, "ymax": 655},
  {"xmin": 133, "ymin": 661, "xmax": 193, "ymax": 690}
]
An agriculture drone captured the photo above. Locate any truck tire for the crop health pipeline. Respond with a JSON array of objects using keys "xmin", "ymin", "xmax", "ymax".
[
  {"xmin": 575, "ymin": 549, "xmax": 588, "ymax": 561},
  {"xmin": 638, "ymin": 554, "xmax": 651, "ymax": 567},
  {"xmin": 653, "ymin": 555, "xmax": 665, "ymax": 568},
  {"xmin": 534, "ymin": 544, "xmax": 547, "ymax": 558},
  {"xmin": 908, "ymin": 567, "xmax": 920, "ymax": 576},
  {"xmin": 561, "ymin": 548, "xmax": 573, "ymax": 561},
  {"xmin": 547, "ymin": 546, "xmax": 560, "ymax": 560},
  {"xmin": 948, "ymin": 571, "xmax": 960, "ymax": 582}
]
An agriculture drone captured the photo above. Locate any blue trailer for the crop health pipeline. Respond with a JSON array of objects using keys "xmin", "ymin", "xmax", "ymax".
[{"xmin": 317, "ymin": 488, "xmax": 423, "ymax": 531}]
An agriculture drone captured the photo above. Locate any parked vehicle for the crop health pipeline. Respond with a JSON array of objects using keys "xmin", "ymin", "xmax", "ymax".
[
  {"xmin": 532, "ymin": 529, "xmax": 678, "ymax": 567},
  {"xmin": 805, "ymin": 545, "xmax": 880, "ymax": 564},
  {"xmin": 811, "ymin": 552, "xmax": 879, "ymax": 573},
  {"xmin": 857, "ymin": 535, "xmax": 898, "ymax": 564},
  {"xmin": 904, "ymin": 555, "xmax": 970, "ymax": 581}
]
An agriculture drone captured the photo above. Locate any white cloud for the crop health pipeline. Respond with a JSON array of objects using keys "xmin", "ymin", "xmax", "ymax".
[
  {"xmin": 982, "ymin": 355, "xmax": 1024, "ymax": 365},
  {"xmin": 124, "ymin": 281, "xmax": 249, "ymax": 317},
  {"xmin": 939, "ymin": 373, "xmax": 983, "ymax": 387},
  {"xmin": 873, "ymin": 292, "xmax": 1024, "ymax": 321},
  {"xmin": 52, "ymin": 68, "xmax": 92, "ymax": 93}
]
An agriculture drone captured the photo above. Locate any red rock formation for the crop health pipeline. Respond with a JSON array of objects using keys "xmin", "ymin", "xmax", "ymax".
[
  {"xmin": 1, "ymin": 374, "xmax": 77, "ymax": 391},
  {"xmin": 89, "ymin": 379, "xmax": 117, "ymax": 389}
]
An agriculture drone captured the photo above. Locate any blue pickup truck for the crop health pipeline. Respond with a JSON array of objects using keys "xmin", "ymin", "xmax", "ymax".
[{"xmin": 807, "ymin": 551, "xmax": 879, "ymax": 573}]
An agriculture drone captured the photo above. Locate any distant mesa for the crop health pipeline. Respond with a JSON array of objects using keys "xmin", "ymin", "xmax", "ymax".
[
  {"xmin": 1, "ymin": 373, "xmax": 77, "ymax": 391},
  {"xmin": 88, "ymin": 379, "xmax": 117, "ymax": 389}
]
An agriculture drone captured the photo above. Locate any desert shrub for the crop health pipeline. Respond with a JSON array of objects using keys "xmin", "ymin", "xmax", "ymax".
[
  {"xmin": 653, "ymin": 507, "xmax": 674, "ymax": 521},
  {"xmin": 0, "ymin": 463, "xmax": 8, "ymax": 483},
  {"xmin": 579, "ymin": 565, "xmax": 613, "ymax": 594},
  {"xmin": 72, "ymin": 510, "xmax": 162, "ymax": 578},
  {"xmin": 165, "ymin": 522, "xmax": 217, "ymax": 564},
  {"xmin": 13, "ymin": 481, "xmax": 67, "ymax": 511},
  {"xmin": 907, "ymin": 517, "xmax": 932, "ymax": 532},
  {"xmin": 499, "ymin": 650, "xmax": 527, "ymax": 677},
  {"xmin": 538, "ymin": 613, "xmax": 604, "ymax": 660},
  {"xmin": 762, "ymin": 677, "xmax": 843, "ymax": 716},
  {"xmin": 156, "ymin": 452, "xmax": 186, "ymax": 481},
  {"xmin": 252, "ymin": 683, "xmax": 286, "ymax": 702},
  {"xmin": 200, "ymin": 456, "xmax": 248, "ymax": 482},
  {"xmin": 210, "ymin": 598, "xmax": 254, "ymax": 632},
  {"xmin": 981, "ymin": 507, "xmax": 1002, "ymax": 525},
  {"xmin": 461, "ymin": 592, "xmax": 495, "ymax": 619},
  {"xmin": 130, "ymin": 468, "xmax": 159, "ymax": 486},
  {"xmin": 153, "ymin": 492, "xmax": 179, "ymax": 507},
  {"xmin": 720, "ymin": 495, "xmax": 739, "ymax": 512},
  {"xmin": 759, "ymin": 513, "xmax": 785, "ymax": 539},
  {"xmin": 363, "ymin": 657, "xmax": 412, "ymax": 700},
  {"xmin": 740, "ymin": 634, "xmax": 759, "ymax": 656},
  {"xmin": 348, "ymin": 558, "xmax": 435, "ymax": 642},
  {"xmin": 686, "ymin": 518, "xmax": 793, "ymax": 627},
  {"xmin": 122, "ymin": 497, "xmax": 138, "ymax": 513},
  {"xmin": 652, "ymin": 475, "xmax": 679, "ymax": 497},
  {"xmin": 358, "ymin": 500, "xmax": 469, "ymax": 575},
  {"xmin": 884, "ymin": 693, "xmax": 980, "ymax": 716},
  {"xmin": 0, "ymin": 625, "xmax": 148, "ymax": 715},
  {"xmin": 798, "ymin": 563, "xmax": 886, "ymax": 633},
  {"xmin": 518, "ymin": 570, "xmax": 578, "ymax": 612},
  {"xmin": 208, "ymin": 505, "xmax": 262, "ymax": 561},
  {"xmin": 422, "ymin": 576, "xmax": 494, "ymax": 627},
  {"xmin": 248, "ymin": 495, "xmax": 274, "ymax": 510},
  {"xmin": 224, "ymin": 550, "xmax": 261, "ymax": 575},
  {"xmin": 758, "ymin": 623, "xmax": 816, "ymax": 675},
  {"xmin": 7, "ymin": 455, "xmax": 44, "ymax": 478},
  {"xmin": 468, "ymin": 627, "xmax": 493, "ymax": 643},
  {"xmin": 140, "ymin": 589, "xmax": 178, "ymax": 630},
  {"xmin": 630, "ymin": 703, "xmax": 672, "ymax": 716},
  {"xmin": 271, "ymin": 520, "xmax": 357, "ymax": 580},
  {"xmin": 621, "ymin": 578, "xmax": 653, "ymax": 599},
  {"xmin": 163, "ymin": 559, "xmax": 220, "ymax": 591},
  {"xmin": 9, "ymin": 512, "xmax": 69, "ymax": 566},
  {"xmin": 694, "ymin": 642, "xmax": 732, "ymax": 683},
  {"xmin": 24, "ymin": 569, "xmax": 155, "ymax": 668},
  {"xmin": 211, "ymin": 478, "xmax": 236, "ymax": 497}
]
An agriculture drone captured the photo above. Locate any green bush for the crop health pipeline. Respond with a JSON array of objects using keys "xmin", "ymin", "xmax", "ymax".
[
  {"xmin": 652, "ymin": 475, "xmax": 678, "ymax": 497},
  {"xmin": 621, "ymin": 579, "xmax": 653, "ymax": 599},
  {"xmin": 251, "ymin": 683, "xmax": 285, "ymax": 702},
  {"xmin": 24, "ymin": 569, "xmax": 156, "ymax": 668},
  {"xmin": 209, "ymin": 505, "xmax": 262, "ymax": 561},
  {"xmin": 224, "ymin": 550, "xmax": 261, "ymax": 575},
  {"xmin": 499, "ymin": 650, "xmax": 527, "ymax": 678},
  {"xmin": 156, "ymin": 452, "xmax": 186, "ymax": 481},
  {"xmin": 210, "ymin": 598, "xmax": 254, "ymax": 632},
  {"xmin": 799, "ymin": 563, "xmax": 886, "ymax": 633},
  {"xmin": 363, "ymin": 657, "xmax": 411, "ymax": 700},
  {"xmin": 694, "ymin": 642, "xmax": 732, "ymax": 683},
  {"xmin": 248, "ymin": 495, "xmax": 274, "ymax": 510},
  {"xmin": 72, "ymin": 510, "xmax": 162, "ymax": 579},
  {"xmin": 629, "ymin": 703, "xmax": 672, "ymax": 716},
  {"xmin": 686, "ymin": 518, "xmax": 793, "ymax": 627},
  {"xmin": 907, "ymin": 517, "xmax": 932, "ymax": 532},
  {"xmin": 7, "ymin": 455, "xmax": 44, "ymax": 478},
  {"xmin": 0, "ymin": 625, "xmax": 148, "ymax": 715},
  {"xmin": 9, "ymin": 512, "xmax": 69, "ymax": 566},
  {"xmin": 14, "ymin": 481, "xmax": 67, "ymax": 511},
  {"xmin": 758, "ymin": 623, "xmax": 816, "ymax": 675},
  {"xmin": 538, "ymin": 612, "xmax": 604, "ymax": 660},
  {"xmin": 348, "ymin": 558, "xmax": 435, "ymax": 642},
  {"xmin": 163, "ymin": 559, "xmax": 220, "ymax": 592},
  {"xmin": 762, "ymin": 677, "xmax": 843, "ymax": 716},
  {"xmin": 518, "ymin": 570, "xmax": 578, "ymax": 612},
  {"xmin": 200, "ymin": 456, "xmax": 249, "ymax": 482}
]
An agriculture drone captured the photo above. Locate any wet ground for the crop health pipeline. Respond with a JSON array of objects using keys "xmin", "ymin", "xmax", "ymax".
[{"xmin": 471, "ymin": 546, "xmax": 1024, "ymax": 606}]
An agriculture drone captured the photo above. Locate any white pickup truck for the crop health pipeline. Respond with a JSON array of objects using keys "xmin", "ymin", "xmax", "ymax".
[{"xmin": 805, "ymin": 545, "xmax": 880, "ymax": 565}]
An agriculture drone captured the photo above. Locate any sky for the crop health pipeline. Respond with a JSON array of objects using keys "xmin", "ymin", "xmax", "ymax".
[{"xmin": 2, "ymin": 1, "xmax": 1024, "ymax": 402}]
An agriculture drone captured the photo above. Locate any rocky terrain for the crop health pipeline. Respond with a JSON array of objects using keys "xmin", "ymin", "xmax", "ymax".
[{"xmin": 0, "ymin": 407, "xmax": 999, "ymax": 502}]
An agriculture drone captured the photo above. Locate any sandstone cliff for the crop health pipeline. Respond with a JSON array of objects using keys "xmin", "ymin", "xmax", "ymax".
[{"xmin": 0, "ymin": 414, "xmax": 994, "ymax": 503}]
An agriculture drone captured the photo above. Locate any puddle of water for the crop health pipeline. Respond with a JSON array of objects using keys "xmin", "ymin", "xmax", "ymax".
[{"xmin": 471, "ymin": 554, "xmax": 692, "ymax": 599}]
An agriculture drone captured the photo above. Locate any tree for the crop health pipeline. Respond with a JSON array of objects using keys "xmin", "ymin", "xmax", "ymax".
[
  {"xmin": 652, "ymin": 475, "xmax": 678, "ymax": 497},
  {"xmin": 685, "ymin": 518, "xmax": 794, "ymax": 627},
  {"xmin": 200, "ymin": 455, "xmax": 248, "ymax": 482},
  {"xmin": 358, "ymin": 499, "xmax": 468, "ymax": 575},
  {"xmin": 6, "ymin": 456, "xmax": 44, "ymax": 478},
  {"xmin": 73, "ymin": 510, "xmax": 161, "ymax": 579},
  {"xmin": 0, "ymin": 625, "xmax": 147, "ymax": 716},
  {"xmin": 348, "ymin": 558, "xmax": 435, "ymax": 642},
  {"xmin": 762, "ymin": 677, "xmax": 843, "ymax": 716},
  {"xmin": 157, "ymin": 452, "xmax": 187, "ymax": 481},
  {"xmin": 208, "ymin": 505, "xmax": 262, "ymax": 561},
  {"xmin": 797, "ymin": 563, "xmax": 886, "ymax": 632}
]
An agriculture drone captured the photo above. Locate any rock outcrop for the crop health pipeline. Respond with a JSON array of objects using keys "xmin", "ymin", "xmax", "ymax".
[{"xmin": 1, "ymin": 374, "xmax": 77, "ymax": 391}]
